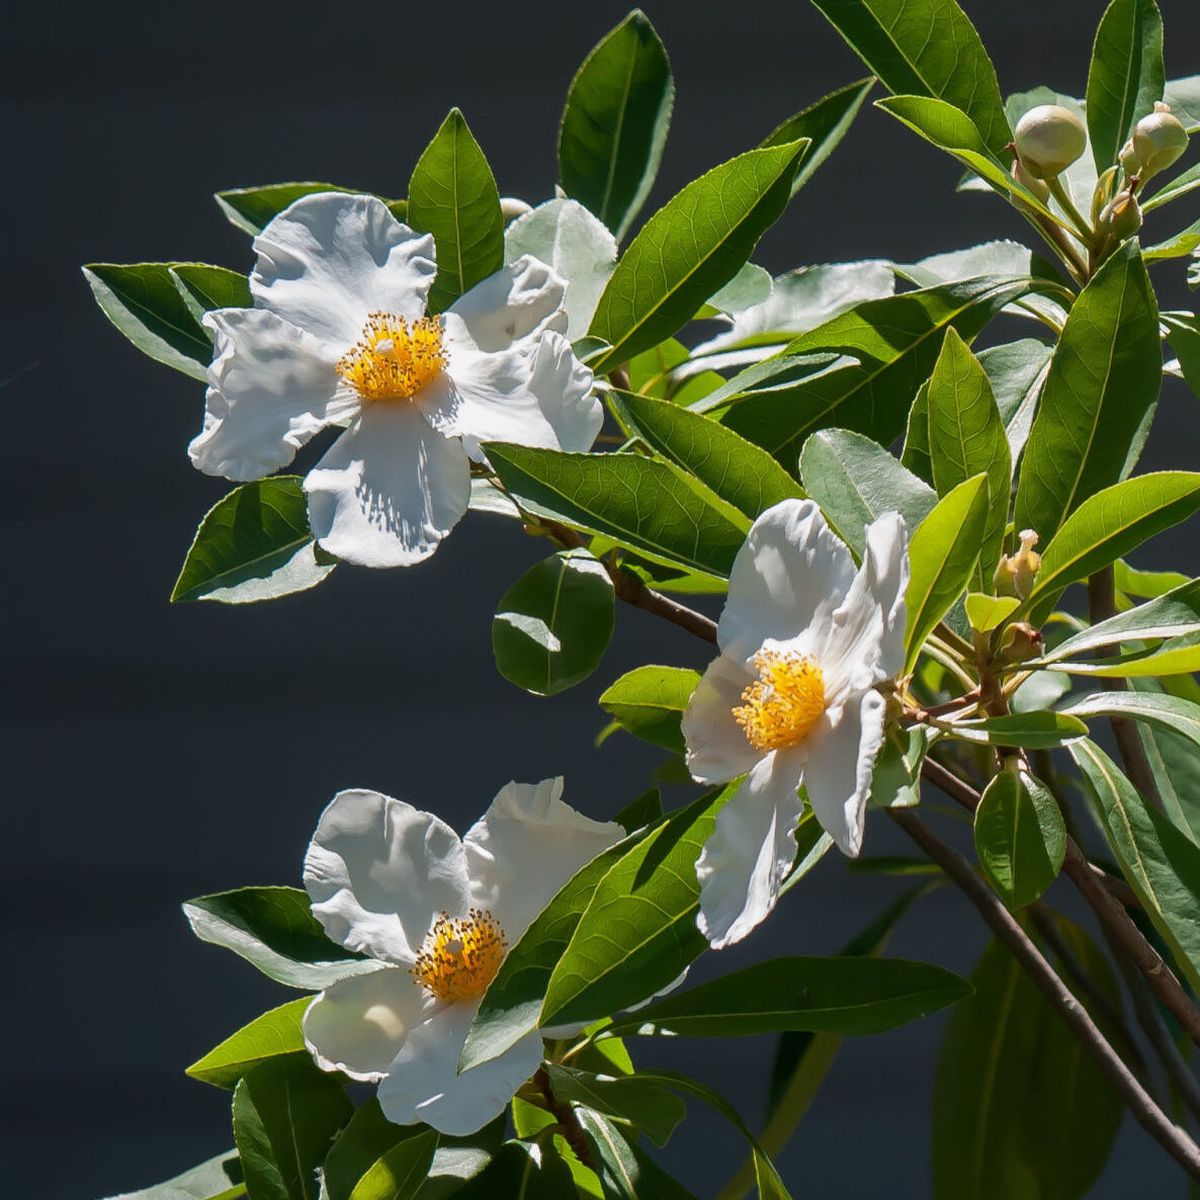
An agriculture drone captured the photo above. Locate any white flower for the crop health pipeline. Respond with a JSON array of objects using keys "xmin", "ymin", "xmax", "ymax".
[
  {"xmin": 189, "ymin": 192, "xmax": 603, "ymax": 568},
  {"xmin": 681, "ymin": 499, "xmax": 909, "ymax": 948},
  {"xmin": 301, "ymin": 778, "xmax": 622, "ymax": 1134}
]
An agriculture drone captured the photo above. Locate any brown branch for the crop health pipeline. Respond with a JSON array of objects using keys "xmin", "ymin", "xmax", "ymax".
[
  {"xmin": 889, "ymin": 808, "xmax": 1200, "ymax": 1179},
  {"xmin": 534, "ymin": 1066, "xmax": 597, "ymax": 1170}
]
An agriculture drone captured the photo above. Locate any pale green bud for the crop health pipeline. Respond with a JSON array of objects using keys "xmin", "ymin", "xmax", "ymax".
[
  {"xmin": 1100, "ymin": 190, "xmax": 1143, "ymax": 241},
  {"xmin": 1092, "ymin": 166, "xmax": 1119, "ymax": 226},
  {"xmin": 1120, "ymin": 138, "xmax": 1141, "ymax": 178},
  {"xmin": 1010, "ymin": 156, "xmax": 1051, "ymax": 205},
  {"xmin": 1133, "ymin": 103, "xmax": 1190, "ymax": 179},
  {"xmin": 1014, "ymin": 104, "xmax": 1088, "ymax": 179},
  {"xmin": 994, "ymin": 529, "xmax": 1042, "ymax": 600}
]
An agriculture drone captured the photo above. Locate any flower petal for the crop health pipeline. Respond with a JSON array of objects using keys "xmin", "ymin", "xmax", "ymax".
[
  {"xmin": 804, "ymin": 688, "xmax": 887, "ymax": 857},
  {"xmin": 463, "ymin": 778, "xmax": 623, "ymax": 942},
  {"xmin": 303, "ymin": 966, "xmax": 426, "ymax": 1082},
  {"xmin": 446, "ymin": 256, "xmax": 567, "ymax": 353},
  {"xmin": 503, "ymin": 200, "xmax": 617, "ymax": 339},
  {"xmin": 188, "ymin": 308, "xmax": 352, "ymax": 481},
  {"xmin": 304, "ymin": 401, "xmax": 470, "ymax": 568},
  {"xmin": 526, "ymin": 330, "xmax": 602, "ymax": 453},
  {"xmin": 719, "ymin": 499, "xmax": 856, "ymax": 665},
  {"xmin": 682, "ymin": 655, "xmax": 762, "ymax": 784},
  {"xmin": 377, "ymin": 1002, "xmax": 543, "ymax": 1135},
  {"xmin": 251, "ymin": 192, "xmax": 436, "ymax": 348},
  {"xmin": 304, "ymin": 788, "xmax": 471, "ymax": 965},
  {"xmin": 696, "ymin": 751, "xmax": 807, "ymax": 948}
]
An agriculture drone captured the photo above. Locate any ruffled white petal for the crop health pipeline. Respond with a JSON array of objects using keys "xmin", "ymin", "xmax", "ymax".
[
  {"xmin": 303, "ymin": 966, "xmax": 426, "ymax": 1082},
  {"xmin": 304, "ymin": 400, "xmax": 470, "ymax": 568},
  {"xmin": 526, "ymin": 330, "xmax": 602, "ymax": 453},
  {"xmin": 719, "ymin": 499, "xmax": 856, "ymax": 665},
  {"xmin": 464, "ymin": 778, "xmax": 623, "ymax": 942},
  {"xmin": 681, "ymin": 655, "xmax": 761, "ymax": 784},
  {"xmin": 377, "ymin": 1002, "xmax": 543, "ymax": 1135},
  {"xmin": 503, "ymin": 199, "xmax": 617, "ymax": 339},
  {"xmin": 251, "ymin": 192, "xmax": 436, "ymax": 348},
  {"xmin": 188, "ymin": 308, "xmax": 352, "ymax": 481},
  {"xmin": 304, "ymin": 789, "xmax": 471, "ymax": 965},
  {"xmin": 446, "ymin": 257, "xmax": 567, "ymax": 353},
  {"xmin": 695, "ymin": 750, "xmax": 807, "ymax": 948},
  {"xmin": 803, "ymin": 689, "xmax": 887, "ymax": 857}
]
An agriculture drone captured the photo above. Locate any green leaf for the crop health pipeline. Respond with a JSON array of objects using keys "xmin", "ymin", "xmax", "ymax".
[
  {"xmin": 799, "ymin": 428, "xmax": 936, "ymax": 560},
  {"xmin": 540, "ymin": 785, "xmax": 733, "ymax": 1028},
  {"xmin": 610, "ymin": 954, "xmax": 969, "ymax": 1038},
  {"xmin": 587, "ymin": 141, "xmax": 808, "ymax": 372},
  {"xmin": 1014, "ymin": 241, "xmax": 1162, "ymax": 546},
  {"xmin": 598, "ymin": 665, "xmax": 700, "ymax": 753},
  {"xmin": 187, "ymin": 998, "xmax": 311, "ymax": 1089},
  {"xmin": 1164, "ymin": 311, "xmax": 1200, "ymax": 398},
  {"xmin": 933, "ymin": 936, "xmax": 1122, "ymax": 1199},
  {"xmin": 449, "ymin": 1141, "xmax": 574, "ymax": 1200},
  {"xmin": 101, "ymin": 1151, "xmax": 244, "ymax": 1200},
  {"xmin": 904, "ymin": 474, "xmax": 989, "ymax": 672},
  {"xmin": 1070, "ymin": 738, "xmax": 1200, "ymax": 995},
  {"xmin": 485, "ymin": 443, "xmax": 747, "ymax": 579},
  {"xmin": 1143, "ymin": 216, "xmax": 1200, "ymax": 260},
  {"xmin": 965, "ymin": 593, "xmax": 1020, "ymax": 632},
  {"xmin": 1164, "ymin": 75, "xmax": 1200, "ymax": 132},
  {"xmin": 348, "ymin": 1130, "xmax": 439, "ymax": 1200},
  {"xmin": 543, "ymin": 1064, "xmax": 686, "ymax": 1149},
  {"xmin": 979, "ymin": 339, "xmax": 1054, "ymax": 466},
  {"xmin": 1142, "ymin": 161, "xmax": 1200, "ymax": 212},
  {"xmin": 1128, "ymin": 680, "xmax": 1200, "ymax": 843},
  {"xmin": 759, "ymin": 76, "xmax": 876, "ymax": 195},
  {"xmin": 170, "ymin": 264, "xmax": 252, "ymax": 323},
  {"xmin": 720, "ymin": 277, "xmax": 1029, "ymax": 466},
  {"xmin": 232, "ymin": 1056, "xmax": 352, "ymax": 1200},
  {"xmin": 183, "ymin": 886, "xmax": 371, "ymax": 990},
  {"xmin": 83, "ymin": 262, "xmax": 211, "ymax": 380},
  {"xmin": 1085, "ymin": 0, "xmax": 1165, "ymax": 171},
  {"xmin": 1022, "ymin": 472, "xmax": 1200, "ymax": 624},
  {"xmin": 407, "ymin": 109, "xmax": 504, "ymax": 313},
  {"xmin": 810, "ymin": 0, "xmax": 1009, "ymax": 152},
  {"xmin": 214, "ymin": 183, "xmax": 380, "ymax": 236},
  {"xmin": 572, "ymin": 1109, "xmax": 642, "ymax": 1200},
  {"xmin": 973, "ymin": 771, "xmax": 1066, "ymax": 908},
  {"xmin": 610, "ymin": 390, "xmax": 803, "ymax": 519},
  {"xmin": 942, "ymin": 712, "xmax": 1087, "ymax": 750},
  {"xmin": 492, "ymin": 549, "xmax": 614, "ymax": 696},
  {"xmin": 172, "ymin": 478, "xmax": 335, "ymax": 605},
  {"xmin": 925, "ymin": 328, "xmax": 1011, "ymax": 590},
  {"xmin": 867, "ymin": 727, "xmax": 929, "ymax": 811},
  {"xmin": 558, "ymin": 11, "xmax": 673, "ymax": 242}
]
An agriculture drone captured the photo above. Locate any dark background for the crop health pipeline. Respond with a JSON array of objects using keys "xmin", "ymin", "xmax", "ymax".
[{"xmin": 7, "ymin": 0, "xmax": 1200, "ymax": 1195}]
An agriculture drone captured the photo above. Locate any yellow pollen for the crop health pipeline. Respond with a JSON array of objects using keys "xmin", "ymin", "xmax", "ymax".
[
  {"xmin": 411, "ymin": 908, "xmax": 507, "ymax": 1003},
  {"xmin": 337, "ymin": 312, "xmax": 446, "ymax": 401},
  {"xmin": 733, "ymin": 649, "xmax": 826, "ymax": 751}
]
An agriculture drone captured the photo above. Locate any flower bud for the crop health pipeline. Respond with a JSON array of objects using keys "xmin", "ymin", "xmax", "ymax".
[
  {"xmin": 1092, "ymin": 166, "xmax": 1119, "ymax": 226},
  {"xmin": 499, "ymin": 196, "xmax": 533, "ymax": 223},
  {"xmin": 994, "ymin": 529, "xmax": 1042, "ymax": 600},
  {"xmin": 998, "ymin": 621, "xmax": 1044, "ymax": 666},
  {"xmin": 1014, "ymin": 105, "xmax": 1088, "ymax": 179},
  {"xmin": 1120, "ymin": 138, "xmax": 1142, "ymax": 178},
  {"xmin": 1010, "ymin": 156, "xmax": 1051, "ymax": 204},
  {"xmin": 1132, "ymin": 103, "xmax": 1190, "ymax": 179},
  {"xmin": 1100, "ymin": 190, "xmax": 1143, "ymax": 241}
]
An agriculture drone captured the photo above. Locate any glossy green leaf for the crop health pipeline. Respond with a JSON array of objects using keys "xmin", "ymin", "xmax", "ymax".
[
  {"xmin": 611, "ymin": 954, "xmax": 968, "ymax": 1038},
  {"xmin": 213, "ymin": 183, "xmax": 402, "ymax": 236},
  {"xmin": 172, "ymin": 477, "xmax": 335, "ymax": 605},
  {"xmin": 543, "ymin": 1064, "xmax": 686, "ymax": 1149},
  {"xmin": 943, "ymin": 712, "xmax": 1087, "ymax": 750},
  {"xmin": 541, "ymin": 785, "xmax": 733, "ymax": 1028},
  {"xmin": 101, "ymin": 1152, "xmax": 244, "ymax": 1200},
  {"xmin": 573, "ymin": 1108, "xmax": 642, "ymax": 1200},
  {"xmin": 170, "ymin": 264, "xmax": 252, "ymax": 322},
  {"xmin": 1164, "ymin": 75, "xmax": 1200, "ymax": 132},
  {"xmin": 492, "ymin": 549, "xmax": 614, "ymax": 696},
  {"xmin": 611, "ymin": 390, "xmax": 803, "ymax": 519},
  {"xmin": 974, "ymin": 771, "xmax": 1065, "ymax": 908},
  {"xmin": 810, "ymin": 0, "xmax": 1009, "ymax": 152},
  {"xmin": 759, "ymin": 76, "xmax": 875, "ymax": 195},
  {"xmin": 558, "ymin": 11, "xmax": 673, "ymax": 241},
  {"xmin": 485, "ymin": 444, "xmax": 747, "ymax": 580},
  {"xmin": 598, "ymin": 665, "xmax": 700, "ymax": 754},
  {"xmin": 1163, "ymin": 311, "xmax": 1200, "ymax": 398},
  {"xmin": 1143, "ymin": 216, "xmax": 1200, "ymax": 260},
  {"xmin": 1143, "ymin": 162, "xmax": 1200, "ymax": 212},
  {"xmin": 799, "ymin": 428, "xmax": 936, "ymax": 559},
  {"xmin": 1085, "ymin": 0, "xmax": 1165, "ymax": 170},
  {"xmin": 904, "ymin": 474, "xmax": 989, "ymax": 672},
  {"xmin": 980, "ymin": 339, "xmax": 1054, "ymax": 466},
  {"xmin": 408, "ymin": 109, "xmax": 503, "ymax": 313},
  {"xmin": 965, "ymin": 593, "xmax": 1020, "ymax": 632},
  {"xmin": 925, "ymin": 328, "xmax": 1010, "ymax": 589},
  {"xmin": 449, "ymin": 1140, "xmax": 574, "ymax": 1200},
  {"xmin": 232, "ymin": 1056, "xmax": 352, "ymax": 1200},
  {"xmin": 348, "ymin": 1130, "xmax": 439, "ymax": 1200},
  {"xmin": 1023, "ymin": 472, "xmax": 1200, "ymax": 624},
  {"xmin": 720, "ymin": 277, "xmax": 1028, "ymax": 465},
  {"xmin": 83, "ymin": 262, "xmax": 211, "ymax": 380},
  {"xmin": 1071, "ymin": 738, "xmax": 1200, "ymax": 994},
  {"xmin": 588, "ymin": 141, "xmax": 808, "ymax": 372},
  {"xmin": 867, "ymin": 727, "xmax": 928, "ymax": 811},
  {"xmin": 1014, "ymin": 241, "xmax": 1162, "ymax": 546},
  {"xmin": 183, "ymin": 885, "xmax": 371, "ymax": 990},
  {"xmin": 187, "ymin": 998, "xmax": 311, "ymax": 1089}
]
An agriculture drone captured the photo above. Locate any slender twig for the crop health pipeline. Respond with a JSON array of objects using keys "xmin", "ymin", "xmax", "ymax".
[
  {"xmin": 889, "ymin": 808, "xmax": 1200, "ymax": 1179},
  {"xmin": 1088, "ymin": 566, "xmax": 1164, "ymax": 811},
  {"xmin": 1031, "ymin": 210, "xmax": 1089, "ymax": 283},
  {"xmin": 534, "ymin": 1066, "xmax": 597, "ymax": 1170}
]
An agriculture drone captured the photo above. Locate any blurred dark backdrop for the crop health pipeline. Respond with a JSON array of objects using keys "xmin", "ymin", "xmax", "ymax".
[{"xmin": 6, "ymin": 0, "xmax": 1200, "ymax": 1195}]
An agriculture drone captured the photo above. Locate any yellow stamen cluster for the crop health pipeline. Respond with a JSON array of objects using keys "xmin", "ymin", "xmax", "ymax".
[
  {"xmin": 411, "ymin": 908, "xmax": 507, "ymax": 1003},
  {"xmin": 733, "ymin": 649, "xmax": 826, "ymax": 752},
  {"xmin": 337, "ymin": 312, "xmax": 446, "ymax": 401}
]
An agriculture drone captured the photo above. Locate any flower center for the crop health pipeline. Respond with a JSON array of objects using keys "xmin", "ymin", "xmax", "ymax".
[
  {"xmin": 411, "ymin": 908, "xmax": 507, "ymax": 1003},
  {"xmin": 733, "ymin": 649, "xmax": 826, "ymax": 752},
  {"xmin": 337, "ymin": 312, "xmax": 446, "ymax": 401}
]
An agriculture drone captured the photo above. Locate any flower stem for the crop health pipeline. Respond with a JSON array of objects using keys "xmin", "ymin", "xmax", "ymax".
[{"xmin": 534, "ymin": 1065, "xmax": 597, "ymax": 1170}]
